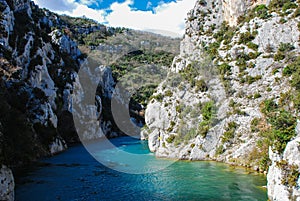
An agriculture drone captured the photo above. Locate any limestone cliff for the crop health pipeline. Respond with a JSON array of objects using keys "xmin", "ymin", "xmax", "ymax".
[
  {"xmin": 0, "ymin": 0, "xmax": 115, "ymax": 199},
  {"xmin": 0, "ymin": 0, "xmax": 179, "ymax": 199},
  {"xmin": 143, "ymin": 0, "xmax": 300, "ymax": 200}
]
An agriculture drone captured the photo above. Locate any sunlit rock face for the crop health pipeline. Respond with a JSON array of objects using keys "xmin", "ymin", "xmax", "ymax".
[
  {"xmin": 144, "ymin": 1, "xmax": 300, "ymax": 200},
  {"xmin": 268, "ymin": 121, "xmax": 300, "ymax": 201}
]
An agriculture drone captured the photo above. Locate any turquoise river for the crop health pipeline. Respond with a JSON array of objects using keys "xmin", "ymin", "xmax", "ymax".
[{"xmin": 16, "ymin": 136, "xmax": 267, "ymax": 201}]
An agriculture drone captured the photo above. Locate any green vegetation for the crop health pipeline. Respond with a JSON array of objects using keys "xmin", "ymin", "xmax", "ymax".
[
  {"xmin": 237, "ymin": 4, "xmax": 270, "ymax": 24},
  {"xmin": 151, "ymin": 93, "xmax": 163, "ymax": 102},
  {"xmin": 274, "ymin": 51, "xmax": 285, "ymax": 61},
  {"xmin": 293, "ymin": 8, "xmax": 300, "ymax": 17},
  {"xmin": 269, "ymin": 0, "xmax": 291, "ymax": 11},
  {"xmin": 218, "ymin": 63, "xmax": 233, "ymax": 96},
  {"xmin": 167, "ymin": 121, "xmax": 176, "ymax": 132},
  {"xmin": 212, "ymin": 22, "xmax": 236, "ymax": 45},
  {"xmin": 221, "ymin": 122, "xmax": 238, "ymax": 143},
  {"xmin": 254, "ymin": 4, "xmax": 270, "ymax": 19},
  {"xmin": 278, "ymin": 43, "xmax": 295, "ymax": 52},
  {"xmin": 238, "ymin": 31, "xmax": 257, "ymax": 45},
  {"xmin": 253, "ymin": 93, "xmax": 262, "ymax": 99},
  {"xmin": 251, "ymin": 118, "xmax": 260, "ymax": 132},
  {"xmin": 170, "ymin": 101, "xmax": 216, "ymax": 145},
  {"xmin": 110, "ymin": 50, "xmax": 175, "ymax": 80},
  {"xmin": 131, "ymin": 85, "xmax": 157, "ymax": 106},
  {"xmin": 282, "ymin": 2, "xmax": 298, "ymax": 12},
  {"xmin": 179, "ymin": 54, "xmax": 216, "ymax": 90},
  {"xmin": 277, "ymin": 160, "xmax": 300, "ymax": 187},
  {"xmin": 198, "ymin": 101, "xmax": 216, "ymax": 138},
  {"xmin": 195, "ymin": 79, "xmax": 208, "ymax": 92},
  {"xmin": 247, "ymin": 42, "xmax": 259, "ymax": 51},
  {"xmin": 260, "ymin": 99, "xmax": 297, "ymax": 153},
  {"xmin": 166, "ymin": 134, "xmax": 176, "ymax": 143},
  {"xmin": 282, "ymin": 56, "xmax": 300, "ymax": 110},
  {"xmin": 216, "ymin": 145, "xmax": 225, "ymax": 155},
  {"xmin": 206, "ymin": 42, "xmax": 220, "ymax": 59},
  {"xmin": 240, "ymin": 75, "xmax": 262, "ymax": 85}
]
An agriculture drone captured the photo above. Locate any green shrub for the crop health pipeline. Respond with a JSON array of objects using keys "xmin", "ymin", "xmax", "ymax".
[
  {"xmin": 278, "ymin": 43, "xmax": 295, "ymax": 52},
  {"xmin": 151, "ymin": 93, "xmax": 163, "ymax": 102},
  {"xmin": 195, "ymin": 79, "xmax": 208, "ymax": 92},
  {"xmin": 279, "ymin": 18, "xmax": 287, "ymax": 24},
  {"xmin": 216, "ymin": 145, "xmax": 224, "ymax": 155},
  {"xmin": 293, "ymin": 8, "xmax": 300, "ymax": 17},
  {"xmin": 282, "ymin": 56, "xmax": 300, "ymax": 90},
  {"xmin": 247, "ymin": 42, "xmax": 259, "ymax": 50},
  {"xmin": 251, "ymin": 118, "xmax": 260, "ymax": 132},
  {"xmin": 254, "ymin": 93, "xmax": 262, "ymax": 99},
  {"xmin": 238, "ymin": 31, "xmax": 256, "ymax": 44},
  {"xmin": 255, "ymin": 4, "xmax": 270, "ymax": 19},
  {"xmin": 229, "ymin": 99, "xmax": 236, "ymax": 108},
  {"xmin": 206, "ymin": 42, "xmax": 220, "ymax": 59},
  {"xmin": 282, "ymin": 2, "xmax": 298, "ymax": 12},
  {"xmin": 201, "ymin": 101, "xmax": 216, "ymax": 121},
  {"xmin": 213, "ymin": 22, "xmax": 236, "ymax": 45},
  {"xmin": 198, "ymin": 120, "xmax": 210, "ymax": 138},
  {"xmin": 248, "ymin": 62, "xmax": 256, "ymax": 68},
  {"xmin": 274, "ymin": 51, "xmax": 285, "ymax": 61},
  {"xmin": 199, "ymin": 0, "xmax": 207, "ymax": 6},
  {"xmin": 218, "ymin": 63, "xmax": 231, "ymax": 76},
  {"xmin": 198, "ymin": 101, "xmax": 216, "ymax": 138},
  {"xmin": 248, "ymin": 51, "xmax": 261, "ymax": 59},
  {"xmin": 269, "ymin": 0, "xmax": 290, "ymax": 11},
  {"xmin": 222, "ymin": 121, "xmax": 237, "ymax": 143},
  {"xmin": 277, "ymin": 160, "xmax": 300, "ymax": 187},
  {"xmin": 291, "ymin": 70, "xmax": 300, "ymax": 90},
  {"xmin": 165, "ymin": 90, "xmax": 173, "ymax": 97},
  {"xmin": 176, "ymin": 104, "xmax": 184, "ymax": 113},
  {"xmin": 261, "ymin": 99, "xmax": 296, "ymax": 153},
  {"xmin": 166, "ymin": 121, "xmax": 176, "ymax": 132},
  {"xmin": 245, "ymin": 75, "xmax": 262, "ymax": 84},
  {"xmin": 261, "ymin": 99, "xmax": 277, "ymax": 114},
  {"xmin": 166, "ymin": 134, "xmax": 176, "ymax": 143}
]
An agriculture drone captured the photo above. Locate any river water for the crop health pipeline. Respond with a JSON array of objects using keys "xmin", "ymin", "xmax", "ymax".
[{"xmin": 16, "ymin": 136, "xmax": 267, "ymax": 201}]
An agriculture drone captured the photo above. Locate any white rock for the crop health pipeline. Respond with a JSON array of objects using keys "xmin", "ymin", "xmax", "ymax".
[
  {"xmin": 49, "ymin": 137, "xmax": 67, "ymax": 155},
  {"xmin": 0, "ymin": 165, "xmax": 14, "ymax": 201}
]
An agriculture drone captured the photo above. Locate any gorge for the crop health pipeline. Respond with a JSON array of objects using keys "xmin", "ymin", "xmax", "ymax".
[{"xmin": 0, "ymin": 0, "xmax": 300, "ymax": 200}]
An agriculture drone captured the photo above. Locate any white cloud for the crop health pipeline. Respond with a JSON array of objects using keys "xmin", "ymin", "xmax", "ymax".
[
  {"xmin": 33, "ymin": 0, "xmax": 106, "ymax": 23},
  {"xmin": 104, "ymin": 0, "xmax": 197, "ymax": 37},
  {"xmin": 78, "ymin": 0, "xmax": 102, "ymax": 7},
  {"xmin": 66, "ymin": 4, "xmax": 106, "ymax": 22},
  {"xmin": 33, "ymin": 0, "xmax": 76, "ymax": 12},
  {"xmin": 33, "ymin": 0, "xmax": 197, "ymax": 38}
]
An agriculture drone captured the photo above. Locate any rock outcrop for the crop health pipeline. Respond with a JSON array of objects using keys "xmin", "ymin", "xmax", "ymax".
[
  {"xmin": 268, "ymin": 120, "xmax": 300, "ymax": 201},
  {"xmin": 0, "ymin": 165, "xmax": 14, "ymax": 201}
]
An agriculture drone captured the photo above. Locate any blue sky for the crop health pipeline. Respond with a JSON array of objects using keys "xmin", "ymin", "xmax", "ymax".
[
  {"xmin": 74, "ymin": 0, "xmax": 177, "ymax": 11},
  {"xmin": 32, "ymin": 0, "xmax": 197, "ymax": 37}
]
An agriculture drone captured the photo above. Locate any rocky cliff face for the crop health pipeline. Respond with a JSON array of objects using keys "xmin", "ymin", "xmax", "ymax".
[
  {"xmin": 0, "ymin": 0, "xmax": 116, "ymax": 199},
  {"xmin": 144, "ymin": 0, "xmax": 300, "ymax": 200},
  {"xmin": 0, "ymin": 0, "xmax": 179, "ymax": 199}
]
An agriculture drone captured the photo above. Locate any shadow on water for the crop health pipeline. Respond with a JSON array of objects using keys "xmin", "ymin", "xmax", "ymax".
[{"xmin": 15, "ymin": 136, "xmax": 267, "ymax": 201}]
